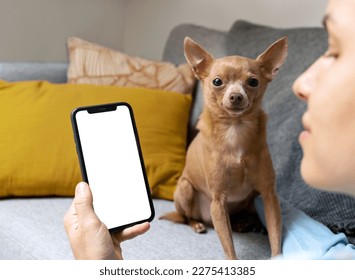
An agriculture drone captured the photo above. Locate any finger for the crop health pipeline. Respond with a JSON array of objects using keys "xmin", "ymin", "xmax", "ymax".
[
  {"xmin": 113, "ymin": 222, "xmax": 150, "ymax": 243},
  {"xmin": 65, "ymin": 200, "xmax": 76, "ymax": 217},
  {"xmin": 73, "ymin": 182, "xmax": 96, "ymax": 218},
  {"xmin": 63, "ymin": 200, "xmax": 76, "ymax": 232}
]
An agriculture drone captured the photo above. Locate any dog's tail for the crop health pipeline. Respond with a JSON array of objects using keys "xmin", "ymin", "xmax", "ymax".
[{"xmin": 159, "ymin": 211, "xmax": 186, "ymax": 224}]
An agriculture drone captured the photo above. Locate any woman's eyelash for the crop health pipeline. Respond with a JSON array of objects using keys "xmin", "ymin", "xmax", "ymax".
[{"xmin": 324, "ymin": 50, "xmax": 339, "ymax": 58}]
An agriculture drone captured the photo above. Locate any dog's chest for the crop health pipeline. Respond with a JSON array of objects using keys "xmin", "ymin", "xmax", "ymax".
[
  {"xmin": 219, "ymin": 124, "xmax": 251, "ymax": 165},
  {"xmin": 216, "ymin": 124, "xmax": 258, "ymax": 199}
]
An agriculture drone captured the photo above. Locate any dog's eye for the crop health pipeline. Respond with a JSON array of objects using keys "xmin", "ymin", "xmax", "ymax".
[
  {"xmin": 247, "ymin": 78, "xmax": 259, "ymax": 87},
  {"xmin": 212, "ymin": 78, "xmax": 223, "ymax": 87}
]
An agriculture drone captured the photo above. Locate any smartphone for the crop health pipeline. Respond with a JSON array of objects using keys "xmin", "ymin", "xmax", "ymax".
[{"xmin": 71, "ymin": 102, "xmax": 154, "ymax": 232}]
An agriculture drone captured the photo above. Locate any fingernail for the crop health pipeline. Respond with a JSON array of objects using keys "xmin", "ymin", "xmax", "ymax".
[{"xmin": 76, "ymin": 182, "xmax": 88, "ymax": 194}]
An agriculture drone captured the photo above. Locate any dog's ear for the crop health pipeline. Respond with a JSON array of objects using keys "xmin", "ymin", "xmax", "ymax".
[
  {"xmin": 184, "ymin": 37, "xmax": 214, "ymax": 79},
  {"xmin": 256, "ymin": 37, "xmax": 288, "ymax": 81}
]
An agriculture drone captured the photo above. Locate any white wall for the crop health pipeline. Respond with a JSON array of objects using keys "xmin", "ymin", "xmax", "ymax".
[
  {"xmin": 122, "ymin": 0, "xmax": 328, "ymax": 60},
  {"xmin": 0, "ymin": 0, "xmax": 328, "ymax": 62},
  {"xmin": 0, "ymin": 0, "xmax": 125, "ymax": 62}
]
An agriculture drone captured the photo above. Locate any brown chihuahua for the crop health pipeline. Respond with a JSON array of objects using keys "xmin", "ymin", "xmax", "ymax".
[{"xmin": 161, "ymin": 36, "xmax": 288, "ymax": 259}]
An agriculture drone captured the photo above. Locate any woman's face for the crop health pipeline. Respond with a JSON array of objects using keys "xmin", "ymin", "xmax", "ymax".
[{"xmin": 293, "ymin": 0, "xmax": 355, "ymax": 196}]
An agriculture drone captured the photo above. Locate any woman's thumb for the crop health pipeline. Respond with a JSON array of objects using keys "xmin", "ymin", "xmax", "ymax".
[{"xmin": 73, "ymin": 182, "xmax": 94, "ymax": 216}]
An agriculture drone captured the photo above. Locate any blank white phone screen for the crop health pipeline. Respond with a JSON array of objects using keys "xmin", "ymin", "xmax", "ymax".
[{"xmin": 75, "ymin": 105, "xmax": 152, "ymax": 229}]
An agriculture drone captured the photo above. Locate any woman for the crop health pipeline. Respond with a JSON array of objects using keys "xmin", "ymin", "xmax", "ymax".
[
  {"xmin": 64, "ymin": 0, "xmax": 355, "ymax": 259},
  {"xmin": 253, "ymin": 0, "xmax": 355, "ymax": 259}
]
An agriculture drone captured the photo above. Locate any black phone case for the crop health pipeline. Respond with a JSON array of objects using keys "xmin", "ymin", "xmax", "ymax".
[{"xmin": 71, "ymin": 102, "xmax": 155, "ymax": 232}]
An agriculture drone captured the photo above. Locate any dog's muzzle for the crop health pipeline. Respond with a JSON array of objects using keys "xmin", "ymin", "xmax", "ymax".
[{"xmin": 223, "ymin": 92, "xmax": 249, "ymax": 112}]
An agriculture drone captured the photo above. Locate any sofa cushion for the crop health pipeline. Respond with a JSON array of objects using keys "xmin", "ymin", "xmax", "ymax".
[
  {"xmin": 67, "ymin": 37, "xmax": 195, "ymax": 95},
  {"xmin": 226, "ymin": 20, "xmax": 355, "ymax": 243},
  {"xmin": 0, "ymin": 197, "xmax": 74, "ymax": 260},
  {"xmin": 0, "ymin": 80, "xmax": 191, "ymax": 200},
  {"xmin": 0, "ymin": 197, "xmax": 270, "ymax": 259}
]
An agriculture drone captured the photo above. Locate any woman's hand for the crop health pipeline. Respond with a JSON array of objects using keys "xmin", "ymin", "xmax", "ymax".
[{"xmin": 64, "ymin": 182, "xmax": 150, "ymax": 259}]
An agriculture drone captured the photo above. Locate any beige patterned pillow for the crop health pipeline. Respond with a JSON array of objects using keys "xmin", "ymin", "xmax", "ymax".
[{"xmin": 67, "ymin": 37, "xmax": 195, "ymax": 94}]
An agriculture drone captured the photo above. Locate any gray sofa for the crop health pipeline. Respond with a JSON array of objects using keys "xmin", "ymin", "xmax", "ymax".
[{"xmin": 1, "ymin": 20, "xmax": 354, "ymax": 260}]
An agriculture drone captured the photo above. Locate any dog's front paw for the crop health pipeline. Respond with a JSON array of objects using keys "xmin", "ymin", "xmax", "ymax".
[{"xmin": 190, "ymin": 221, "xmax": 207, "ymax": 234}]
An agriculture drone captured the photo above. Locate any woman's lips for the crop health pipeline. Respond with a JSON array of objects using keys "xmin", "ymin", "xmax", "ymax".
[
  {"xmin": 299, "ymin": 130, "xmax": 310, "ymax": 143},
  {"xmin": 299, "ymin": 114, "xmax": 311, "ymax": 143}
]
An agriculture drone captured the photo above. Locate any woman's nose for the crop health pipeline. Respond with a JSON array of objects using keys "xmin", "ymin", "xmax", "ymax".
[
  {"xmin": 293, "ymin": 73, "xmax": 310, "ymax": 102},
  {"xmin": 293, "ymin": 57, "xmax": 323, "ymax": 103}
]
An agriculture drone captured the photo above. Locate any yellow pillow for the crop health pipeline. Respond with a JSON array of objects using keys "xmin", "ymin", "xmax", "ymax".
[
  {"xmin": 0, "ymin": 80, "xmax": 191, "ymax": 200},
  {"xmin": 67, "ymin": 37, "xmax": 195, "ymax": 95}
]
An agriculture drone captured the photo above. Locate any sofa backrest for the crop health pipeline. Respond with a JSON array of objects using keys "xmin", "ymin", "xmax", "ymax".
[{"xmin": 0, "ymin": 62, "xmax": 68, "ymax": 83}]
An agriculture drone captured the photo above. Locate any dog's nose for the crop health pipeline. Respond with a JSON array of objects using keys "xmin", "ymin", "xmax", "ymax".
[{"xmin": 229, "ymin": 93, "xmax": 243, "ymax": 103}]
